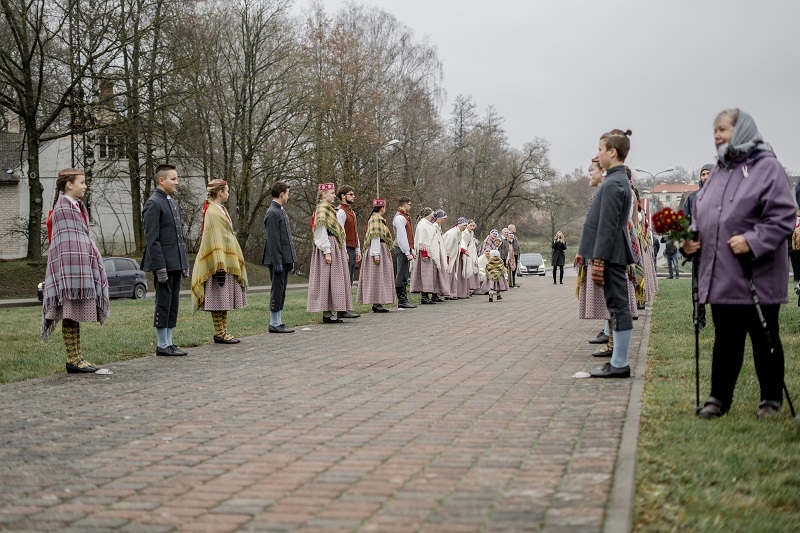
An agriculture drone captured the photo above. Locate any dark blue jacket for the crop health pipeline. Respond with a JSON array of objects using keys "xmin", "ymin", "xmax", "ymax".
[{"xmin": 141, "ymin": 189, "xmax": 189, "ymax": 272}]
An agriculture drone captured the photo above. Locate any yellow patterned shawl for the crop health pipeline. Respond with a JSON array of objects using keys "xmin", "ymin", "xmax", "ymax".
[
  {"xmin": 314, "ymin": 201, "xmax": 346, "ymax": 246},
  {"xmin": 363, "ymin": 212, "xmax": 393, "ymax": 251},
  {"xmin": 486, "ymin": 257, "xmax": 507, "ymax": 282},
  {"xmin": 191, "ymin": 204, "xmax": 248, "ymax": 310}
]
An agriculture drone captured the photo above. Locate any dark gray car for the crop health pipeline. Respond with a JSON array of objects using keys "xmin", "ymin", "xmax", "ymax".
[{"xmin": 38, "ymin": 257, "xmax": 148, "ymax": 301}]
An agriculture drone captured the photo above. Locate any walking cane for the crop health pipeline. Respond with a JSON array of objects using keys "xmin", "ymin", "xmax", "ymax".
[
  {"xmin": 736, "ymin": 253, "xmax": 798, "ymax": 419},
  {"xmin": 691, "ymin": 256, "xmax": 701, "ymax": 413}
]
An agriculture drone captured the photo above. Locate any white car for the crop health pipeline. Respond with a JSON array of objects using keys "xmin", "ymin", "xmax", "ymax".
[{"xmin": 517, "ymin": 253, "xmax": 546, "ymax": 276}]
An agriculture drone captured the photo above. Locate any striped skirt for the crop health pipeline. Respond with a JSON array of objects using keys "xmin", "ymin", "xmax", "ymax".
[
  {"xmin": 357, "ymin": 242, "xmax": 396, "ymax": 305},
  {"xmin": 44, "ymin": 298, "xmax": 101, "ymax": 324},
  {"xmin": 201, "ymin": 273, "xmax": 246, "ymax": 311},
  {"xmin": 410, "ymin": 257, "xmax": 448, "ymax": 294},
  {"xmin": 642, "ymin": 246, "xmax": 658, "ymax": 302},
  {"xmin": 307, "ymin": 237, "xmax": 353, "ymax": 313},
  {"xmin": 577, "ymin": 264, "xmax": 638, "ymax": 320}
]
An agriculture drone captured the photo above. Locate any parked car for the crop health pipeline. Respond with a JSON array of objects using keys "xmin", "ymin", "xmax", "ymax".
[
  {"xmin": 517, "ymin": 252, "xmax": 546, "ymax": 276},
  {"xmin": 37, "ymin": 257, "xmax": 148, "ymax": 302}
]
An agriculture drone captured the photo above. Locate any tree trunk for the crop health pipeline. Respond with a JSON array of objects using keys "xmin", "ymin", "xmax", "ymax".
[{"xmin": 25, "ymin": 127, "xmax": 43, "ymax": 260}]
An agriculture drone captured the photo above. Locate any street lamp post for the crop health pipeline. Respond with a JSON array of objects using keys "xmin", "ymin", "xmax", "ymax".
[
  {"xmin": 376, "ymin": 139, "xmax": 401, "ymax": 198},
  {"xmin": 634, "ymin": 167, "xmax": 674, "ymax": 190}
]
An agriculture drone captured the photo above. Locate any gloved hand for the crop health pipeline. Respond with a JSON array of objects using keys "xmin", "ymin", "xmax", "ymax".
[
  {"xmin": 274, "ymin": 264, "xmax": 284, "ymax": 275},
  {"xmin": 460, "ymin": 247, "xmax": 467, "ymax": 256},
  {"xmin": 591, "ymin": 259, "xmax": 605, "ymax": 287},
  {"xmin": 156, "ymin": 268, "xmax": 168, "ymax": 284},
  {"xmin": 420, "ymin": 249, "xmax": 429, "ymax": 259},
  {"xmin": 795, "ymin": 282, "xmax": 800, "ymax": 296},
  {"xmin": 182, "ymin": 269, "xmax": 189, "ymax": 279},
  {"xmin": 215, "ymin": 271, "xmax": 226, "ymax": 287}
]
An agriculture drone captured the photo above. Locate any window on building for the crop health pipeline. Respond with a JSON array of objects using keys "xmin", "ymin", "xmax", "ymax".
[
  {"xmin": 665, "ymin": 195, "xmax": 671, "ymax": 202},
  {"xmin": 97, "ymin": 135, "xmax": 127, "ymax": 160}
]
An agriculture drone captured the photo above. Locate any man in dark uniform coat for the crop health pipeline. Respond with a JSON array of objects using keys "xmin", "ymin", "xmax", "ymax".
[
  {"xmin": 141, "ymin": 163, "xmax": 190, "ymax": 356},
  {"xmin": 263, "ymin": 181, "xmax": 298, "ymax": 333}
]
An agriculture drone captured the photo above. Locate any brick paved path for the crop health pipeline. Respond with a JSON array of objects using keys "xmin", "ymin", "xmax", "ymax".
[{"xmin": 0, "ymin": 278, "xmax": 648, "ymax": 532}]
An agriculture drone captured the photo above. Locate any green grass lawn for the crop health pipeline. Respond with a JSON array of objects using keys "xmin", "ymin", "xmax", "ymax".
[
  {"xmin": 636, "ymin": 279, "xmax": 800, "ymax": 532},
  {"xmin": 0, "ymin": 288, "xmax": 383, "ymax": 384}
]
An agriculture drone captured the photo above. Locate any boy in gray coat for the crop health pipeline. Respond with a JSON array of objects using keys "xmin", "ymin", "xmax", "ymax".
[{"xmin": 577, "ymin": 129, "xmax": 636, "ymax": 378}]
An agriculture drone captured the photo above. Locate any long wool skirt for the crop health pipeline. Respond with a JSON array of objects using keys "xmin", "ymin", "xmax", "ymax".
[
  {"xmin": 578, "ymin": 263, "xmax": 609, "ymax": 320},
  {"xmin": 357, "ymin": 242, "xmax": 396, "ymax": 305},
  {"xmin": 577, "ymin": 263, "xmax": 638, "ymax": 320},
  {"xmin": 455, "ymin": 274, "xmax": 471, "ymax": 298},
  {"xmin": 410, "ymin": 257, "xmax": 448, "ymax": 294},
  {"xmin": 487, "ymin": 278, "xmax": 508, "ymax": 292},
  {"xmin": 201, "ymin": 273, "xmax": 246, "ymax": 311},
  {"xmin": 642, "ymin": 246, "xmax": 658, "ymax": 302},
  {"xmin": 307, "ymin": 237, "xmax": 353, "ymax": 313}
]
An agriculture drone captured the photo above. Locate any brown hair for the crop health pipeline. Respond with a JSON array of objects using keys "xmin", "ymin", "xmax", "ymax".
[
  {"xmin": 599, "ymin": 129, "xmax": 632, "ymax": 162},
  {"xmin": 397, "ymin": 196, "xmax": 411, "ymax": 207},
  {"xmin": 271, "ymin": 181, "xmax": 289, "ymax": 198},
  {"xmin": 206, "ymin": 179, "xmax": 227, "ymax": 200},
  {"xmin": 52, "ymin": 168, "xmax": 85, "ymax": 208},
  {"xmin": 155, "ymin": 163, "xmax": 176, "ymax": 183},
  {"xmin": 337, "ymin": 185, "xmax": 354, "ymax": 202}
]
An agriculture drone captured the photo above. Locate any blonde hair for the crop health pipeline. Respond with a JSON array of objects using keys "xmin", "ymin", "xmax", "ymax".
[{"xmin": 206, "ymin": 179, "xmax": 227, "ymax": 200}]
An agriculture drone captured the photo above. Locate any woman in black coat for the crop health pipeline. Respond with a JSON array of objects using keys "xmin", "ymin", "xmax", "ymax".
[{"xmin": 551, "ymin": 231, "xmax": 567, "ymax": 284}]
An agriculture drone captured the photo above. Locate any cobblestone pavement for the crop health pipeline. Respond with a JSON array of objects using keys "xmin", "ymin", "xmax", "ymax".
[{"xmin": 0, "ymin": 277, "xmax": 648, "ymax": 532}]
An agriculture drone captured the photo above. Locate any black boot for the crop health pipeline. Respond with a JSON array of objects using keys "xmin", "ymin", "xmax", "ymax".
[
  {"xmin": 421, "ymin": 292, "xmax": 434, "ymax": 304},
  {"xmin": 397, "ymin": 286, "xmax": 416, "ymax": 308}
]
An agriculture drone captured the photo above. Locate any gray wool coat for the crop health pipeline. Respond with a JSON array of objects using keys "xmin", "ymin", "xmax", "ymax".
[
  {"xmin": 694, "ymin": 150, "xmax": 795, "ymax": 305},
  {"xmin": 577, "ymin": 165, "xmax": 635, "ymax": 265}
]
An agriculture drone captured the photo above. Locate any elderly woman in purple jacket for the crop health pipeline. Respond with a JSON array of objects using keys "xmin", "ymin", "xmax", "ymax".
[{"xmin": 683, "ymin": 109, "xmax": 795, "ymax": 419}]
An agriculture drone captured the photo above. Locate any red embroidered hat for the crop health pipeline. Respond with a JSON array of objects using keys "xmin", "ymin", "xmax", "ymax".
[
  {"xmin": 318, "ymin": 182, "xmax": 335, "ymax": 191},
  {"xmin": 373, "ymin": 198, "xmax": 386, "ymax": 207}
]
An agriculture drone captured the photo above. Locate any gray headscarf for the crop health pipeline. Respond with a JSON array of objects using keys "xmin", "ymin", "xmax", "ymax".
[{"xmin": 716, "ymin": 109, "xmax": 772, "ymax": 168}]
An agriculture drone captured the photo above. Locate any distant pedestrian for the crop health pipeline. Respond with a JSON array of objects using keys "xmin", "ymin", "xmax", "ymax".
[
  {"xmin": 308, "ymin": 182, "xmax": 353, "ymax": 323},
  {"xmin": 42, "ymin": 168, "xmax": 110, "ymax": 373},
  {"xmin": 485, "ymin": 249, "xmax": 507, "ymax": 302},
  {"xmin": 141, "ymin": 164, "xmax": 190, "ymax": 357},
  {"xmin": 508, "ymin": 223, "xmax": 521, "ymax": 287},
  {"xmin": 551, "ymin": 231, "xmax": 566, "ymax": 284},
  {"xmin": 662, "ymin": 237, "xmax": 680, "ymax": 278},
  {"xmin": 356, "ymin": 199, "xmax": 396, "ymax": 313},
  {"xmin": 191, "ymin": 179, "xmax": 248, "ymax": 344},
  {"xmin": 262, "ymin": 181, "xmax": 298, "ymax": 333}
]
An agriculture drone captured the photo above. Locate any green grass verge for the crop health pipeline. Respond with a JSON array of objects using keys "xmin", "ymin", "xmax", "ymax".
[
  {"xmin": 0, "ymin": 288, "xmax": 388, "ymax": 384},
  {"xmin": 636, "ymin": 279, "xmax": 800, "ymax": 532}
]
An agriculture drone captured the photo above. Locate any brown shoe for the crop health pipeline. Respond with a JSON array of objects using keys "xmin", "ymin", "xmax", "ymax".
[
  {"xmin": 757, "ymin": 400, "xmax": 781, "ymax": 419},
  {"xmin": 697, "ymin": 397, "xmax": 723, "ymax": 419}
]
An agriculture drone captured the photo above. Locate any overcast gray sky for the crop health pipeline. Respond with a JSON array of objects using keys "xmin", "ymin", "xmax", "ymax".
[{"xmin": 296, "ymin": 0, "xmax": 800, "ymax": 180}]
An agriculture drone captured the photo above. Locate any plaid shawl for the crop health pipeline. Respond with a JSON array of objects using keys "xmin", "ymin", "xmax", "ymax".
[
  {"xmin": 42, "ymin": 194, "xmax": 109, "ymax": 340},
  {"xmin": 191, "ymin": 204, "xmax": 248, "ymax": 310},
  {"xmin": 363, "ymin": 212, "xmax": 393, "ymax": 251},
  {"xmin": 314, "ymin": 202, "xmax": 346, "ymax": 246},
  {"xmin": 486, "ymin": 257, "xmax": 507, "ymax": 282}
]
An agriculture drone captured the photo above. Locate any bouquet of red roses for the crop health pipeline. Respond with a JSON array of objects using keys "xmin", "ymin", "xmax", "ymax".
[{"xmin": 652, "ymin": 207, "xmax": 694, "ymax": 244}]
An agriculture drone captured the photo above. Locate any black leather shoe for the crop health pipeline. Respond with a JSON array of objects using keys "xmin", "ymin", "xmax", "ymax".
[
  {"xmin": 697, "ymin": 397, "xmax": 724, "ymax": 418},
  {"xmin": 337, "ymin": 312, "xmax": 361, "ymax": 319},
  {"xmin": 66, "ymin": 362, "xmax": 99, "ymax": 373},
  {"xmin": 372, "ymin": 305, "xmax": 390, "ymax": 313},
  {"xmin": 430, "ymin": 295, "xmax": 444, "ymax": 303},
  {"xmin": 156, "ymin": 345, "xmax": 187, "ymax": 356},
  {"xmin": 269, "ymin": 324, "xmax": 295, "ymax": 333},
  {"xmin": 589, "ymin": 332, "xmax": 609, "ymax": 344},
  {"xmin": 322, "ymin": 316, "xmax": 344, "ymax": 324},
  {"xmin": 214, "ymin": 335, "xmax": 241, "ymax": 344},
  {"xmin": 398, "ymin": 302, "xmax": 416, "ymax": 308},
  {"xmin": 592, "ymin": 345, "xmax": 613, "ymax": 357},
  {"xmin": 590, "ymin": 362, "xmax": 630, "ymax": 378}
]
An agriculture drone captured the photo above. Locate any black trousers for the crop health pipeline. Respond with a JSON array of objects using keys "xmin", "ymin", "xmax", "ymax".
[
  {"xmin": 709, "ymin": 304, "xmax": 784, "ymax": 411},
  {"xmin": 346, "ymin": 246, "xmax": 357, "ymax": 285},
  {"xmin": 552, "ymin": 264, "xmax": 564, "ymax": 283},
  {"xmin": 394, "ymin": 246, "xmax": 410, "ymax": 288},
  {"xmin": 603, "ymin": 262, "xmax": 632, "ymax": 331},
  {"xmin": 269, "ymin": 264, "xmax": 290, "ymax": 312},
  {"xmin": 153, "ymin": 270, "xmax": 182, "ymax": 328},
  {"xmin": 791, "ymin": 250, "xmax": 800, "ymax": 282}
]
